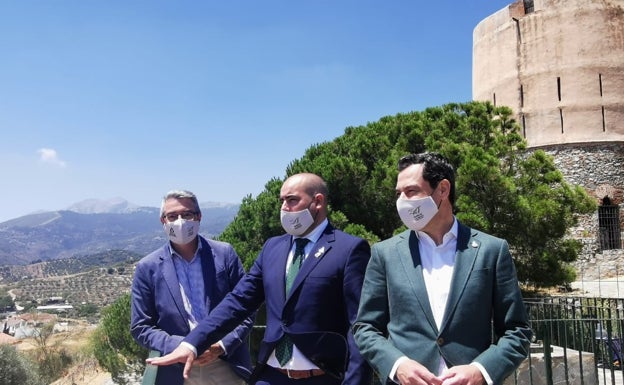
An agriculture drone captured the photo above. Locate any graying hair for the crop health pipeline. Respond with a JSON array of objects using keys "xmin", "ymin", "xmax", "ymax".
[{"xmin": 160, "ymin": 190, "xmax": 201, "ymax": 217}]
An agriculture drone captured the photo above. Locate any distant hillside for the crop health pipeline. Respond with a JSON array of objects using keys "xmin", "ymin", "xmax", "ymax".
[
  {"xmin": 0, "ymin": 249, "xmax": 141, "ymax": 283},
  {"xmin": 0, "ymin": 199, "xmax": 239, "ymax": 266},
  {"xmin": 2, "ymin": 249, "xmax": 141, "ymax": 307}
]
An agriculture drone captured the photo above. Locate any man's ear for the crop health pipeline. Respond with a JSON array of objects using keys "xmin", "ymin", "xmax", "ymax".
[
  {"xmin": 438, "ymin": 179, "xmax": 451, "ymax": 200},
  {"xmin": 314, "ymin": 193, "xmax": 325, "ymax": 209}
]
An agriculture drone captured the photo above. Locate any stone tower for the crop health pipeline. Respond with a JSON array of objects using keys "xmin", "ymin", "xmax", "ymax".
[{"xmin": 473, "ymin": 0, "xmax": 624, "ymax": 278}]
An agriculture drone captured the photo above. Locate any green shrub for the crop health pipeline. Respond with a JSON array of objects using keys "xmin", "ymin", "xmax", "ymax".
[{"xmin": 0, "ymin": 344, "xmax": 44, "ymax": 385}]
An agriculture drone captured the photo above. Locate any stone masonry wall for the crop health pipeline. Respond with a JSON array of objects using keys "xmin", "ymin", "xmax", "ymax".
[{"xmin": 538, "ymin": 143, "xmax": 624, "ymax": 279}]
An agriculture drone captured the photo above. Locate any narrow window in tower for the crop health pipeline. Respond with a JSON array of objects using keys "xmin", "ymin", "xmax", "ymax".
[
  {"xmin": 493, "ymin": 93, "xmax": 496, "ymax": 106},
  {"xmin": 521, "ymin": 114, "xmax": 526, "ymax": 138},
  {"xmin": 513, "ymin": 18, "xmax": 522, "ymax": 43},
  {"xmin": 519, "ymin": 85, "xmax": 524, "ymax": 107},
  {"xmin": 599, "ymin": 196, "xmax": 622, "ymax": 250},
  {"xmin": 599, "ymin": 73, "xmax": 603, "ymax": 97},
  {"xmin": 602, "ymin": 106, "xmax": 606, "ymax": 132},
  {"xmin": 557, "ymin": 77, "xmax": 562, "ymax": 101},
  {"xmin": 559, "ymin": 108, "xmax": 564, "ymax": 133}
]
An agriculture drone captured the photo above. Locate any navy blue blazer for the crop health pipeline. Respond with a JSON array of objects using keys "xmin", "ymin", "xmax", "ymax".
[
  {"xmin": 182, "ymin": 223, "xmax": 373, "ymax": 385},
  {"xmin": 130, "ymin": 236, "xmax": 254, "ymax": 385}
]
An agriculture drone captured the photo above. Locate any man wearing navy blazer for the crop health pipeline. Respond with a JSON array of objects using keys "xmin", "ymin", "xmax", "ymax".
[
  {"xmin": 353, "ymin": 153, "xmax": 532, "ymax": 385},
  {"xmin": 148, "ymin": 173, "xmax": 373, "ymax": 385},
  {"xmin": 131, "ymin": 190, "xmax": 253, "ymax": 385}
]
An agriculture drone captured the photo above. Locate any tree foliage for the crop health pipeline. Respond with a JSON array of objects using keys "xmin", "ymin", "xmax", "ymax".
[
  {"xmin": 0, "ymin": 294, "xmax": 14, "ymax": 311},
  {"xmin": 218, "ymin": 101, "xmax": 596, "ymax": 288},
  {"xmin": 76, "ymin": 302, "xmax": 99, "ymax": 318},
  {"xmin": 90, "ymin": 293, "xmax": 148, "ymax": 385},
  {"xmin": 0, "ymin": 344, "xmax": 44, "ymax": 385}
]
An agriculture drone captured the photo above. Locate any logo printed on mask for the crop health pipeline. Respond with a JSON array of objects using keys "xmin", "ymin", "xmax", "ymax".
[
  {"xmin": 407, "ymin": 206, "xmax": 425, "ymax": 221},
  {"xmin": 288, "ymin": 217, "xmax": 303, "ymax": 230}
]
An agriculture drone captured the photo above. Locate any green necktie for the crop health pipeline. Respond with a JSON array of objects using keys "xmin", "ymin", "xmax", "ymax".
[{"xmin": 275, "ymin": 238, "xmax": 309, "ymax": 365}]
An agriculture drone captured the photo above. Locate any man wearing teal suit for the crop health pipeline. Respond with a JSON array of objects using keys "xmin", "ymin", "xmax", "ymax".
[{"xmin": 353, "ymin": 153, "xmax": 531, "ymax": 385}]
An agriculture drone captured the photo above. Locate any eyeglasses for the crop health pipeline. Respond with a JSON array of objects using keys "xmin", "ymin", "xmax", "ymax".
[{"xmin": 162, "ymin": 211, "xmax": 198, "ymax": 222}]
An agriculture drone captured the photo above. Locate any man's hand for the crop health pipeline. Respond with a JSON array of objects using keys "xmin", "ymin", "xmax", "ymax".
[
  {"xmin": 396, "ymin": 359, "xmax": 442, "ymax": 385},
  {"xmin": 194, "ymin": 343, "xmax": 224, "ymax": 366},
  {"xmin": 438, "ymin": 364, "xmax": 485, "ymax": 385},
  {"xmin": 146, "ymin": 345, "xmax": 195, "ymax": 379}
]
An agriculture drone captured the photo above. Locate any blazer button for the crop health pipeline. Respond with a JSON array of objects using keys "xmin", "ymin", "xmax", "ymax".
[{"xmin": 437, "ymin": 338, "xmax": 444, "ymax": 346}]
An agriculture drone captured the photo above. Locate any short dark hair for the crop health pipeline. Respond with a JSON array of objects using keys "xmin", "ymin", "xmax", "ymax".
[{"xmin": 398, "ymin": 152, "xmax": 456, "ymax": 206}]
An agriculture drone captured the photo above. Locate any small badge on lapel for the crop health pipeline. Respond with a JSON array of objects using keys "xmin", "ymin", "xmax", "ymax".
[
  {"xmin": 314, "ymin": 247, "xmax": 325, "ymax": 258},
  {"xmin": 471, "ymin": 241, "xmax": 479, "ymax": 248}
]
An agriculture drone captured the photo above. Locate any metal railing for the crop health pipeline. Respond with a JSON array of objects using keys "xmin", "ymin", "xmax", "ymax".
[{"xmin": 515, "ymin": 297, "xmax": 624, "ymax": 385}]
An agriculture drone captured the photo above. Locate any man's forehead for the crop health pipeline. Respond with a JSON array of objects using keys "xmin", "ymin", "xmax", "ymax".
[
  {"xmin": 396, "ymin": 164, "xmax": 426, "ymax": 187},
  {"xmin": 398, "ymin": 163, "xmax": 424, "ymax": 180},
  {"xmin": 281, "ymin": 178, "xmax": 305, "ymax": 194}
]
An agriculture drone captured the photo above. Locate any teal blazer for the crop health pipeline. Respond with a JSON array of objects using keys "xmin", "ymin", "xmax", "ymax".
[{"xmin": 353, "ymin": 222, "xmax": 531, "ymax": 385}]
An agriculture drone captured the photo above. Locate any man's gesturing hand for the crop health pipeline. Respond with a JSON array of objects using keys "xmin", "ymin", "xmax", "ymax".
[{"xmin": 146, "ymin": 345, "xmax": 195, "ymax": 379}]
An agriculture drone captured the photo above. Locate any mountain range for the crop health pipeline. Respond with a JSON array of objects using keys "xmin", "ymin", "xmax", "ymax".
[{"xmin": 0, "ymin": 198, "xmax": 239, "ymax": 266}]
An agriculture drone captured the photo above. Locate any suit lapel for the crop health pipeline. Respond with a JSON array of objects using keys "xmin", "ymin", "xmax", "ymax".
[
  {"xmin": 275, "ymin": 235, "xmax": 292, "ymax": 302},
  {"xmin": 440, "ymin": 223, "xmax": 479, "ymax": 332},
  {"xmin": 286, "ymin": 226, "xmax": 335, "ymax": 301},
  {"xmin": 398, "ymin": 231, "xmax": 438, "ymax": 332},
  {"xmin": 161, "ymin": 252, "xmax": 188, "ymax": 321},
  {"xmin": 199, "ymin": 239, "xmax": 215, "ymax": 311}
]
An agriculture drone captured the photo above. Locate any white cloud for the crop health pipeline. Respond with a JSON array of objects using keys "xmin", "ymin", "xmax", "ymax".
[{"xmin": 37, "ymin": 148, "xmax": 67, "ymax": 168}]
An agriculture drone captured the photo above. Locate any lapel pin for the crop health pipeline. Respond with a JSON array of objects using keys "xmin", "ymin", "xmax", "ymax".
[
  {"xmin": 314, "ymin": 247, "xmax": 325, "ymax": 258},
  {"xmin": 471, "ymin": 241, "xmax": 479, "ymax": 248}
]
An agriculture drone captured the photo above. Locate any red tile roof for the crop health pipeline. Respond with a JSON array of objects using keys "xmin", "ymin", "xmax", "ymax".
[{"xmin": 0, "ymin": 333, "xmax": 20, "ymax": 345}]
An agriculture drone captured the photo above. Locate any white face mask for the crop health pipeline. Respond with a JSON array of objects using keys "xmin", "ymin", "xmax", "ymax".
[
  {"xmin": 280, "ymin": 208, "xmax": 315, "ymax": 236},
  {"xmin": 396, "ymin": 195, "xmax": 439, "ymax": 232},
  {"xmin": 163, "ymin": 218, "xmax": 200, "ymax": 245}
]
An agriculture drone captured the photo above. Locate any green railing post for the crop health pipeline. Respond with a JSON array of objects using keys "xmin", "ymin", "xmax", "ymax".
[
  {"xmin": 543, "ymin": 328, "xmax": 554, "ymax": 385},
  {"xmin": 141, "ymin": 350, "xmax": 160, "ymax": 385}
]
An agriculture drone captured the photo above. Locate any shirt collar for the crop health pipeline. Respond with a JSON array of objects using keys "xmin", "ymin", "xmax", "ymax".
[
  {"xmin": 168, "ymin": 237, "xmax": 202, "ymax": 260},
  {"xmin": 416, "ymin": 217, "xmax": 458, "ymax": 247},
  {"xmin": 295, "ymin": 218, "xmax": 328, "ymax": 244}
]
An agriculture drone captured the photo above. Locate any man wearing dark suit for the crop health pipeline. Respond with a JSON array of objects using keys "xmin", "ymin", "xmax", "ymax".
[
  {"xmin": 353, "ymin": 153, "xmax": 532, "ymax": 385},
  {"xmin": 147, "ymin": 173, "xmax": 373, "ymax": 385},
  {"xmin": 131, "ymin": 190, "xmax": 253, "ymax": 385}
]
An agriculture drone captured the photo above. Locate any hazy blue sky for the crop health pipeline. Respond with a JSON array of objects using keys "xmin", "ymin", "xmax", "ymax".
[{"xmin": 0, "ymin": 0, "xmax": 512, "ymax": 222}]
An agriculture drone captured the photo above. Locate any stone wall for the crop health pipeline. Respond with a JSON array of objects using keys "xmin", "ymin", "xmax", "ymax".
[
  {"xmin": 538, "ymin": 143, "xmax": 624, "ymax": 279},
  {"xmin": 504, "ymin": 345, "xmax": 597, "ymax": 385}
]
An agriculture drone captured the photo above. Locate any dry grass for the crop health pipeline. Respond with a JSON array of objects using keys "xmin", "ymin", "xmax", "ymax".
[{"xmin": 16, "ymin": 320, "xmax": 114, "ymax": 385}]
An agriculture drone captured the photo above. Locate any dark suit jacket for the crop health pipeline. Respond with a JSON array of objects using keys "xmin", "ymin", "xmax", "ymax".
[
  {"xmin": 353, "ymin": 222, "xmax": 532, "ymax": 385},
  {"xmin": 130, "ymin": 236, "xmax": 254, "ymax": 385},
  {"xmin": 182, "ymin": 223, "xmax": 373, "ymax": 385}
]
